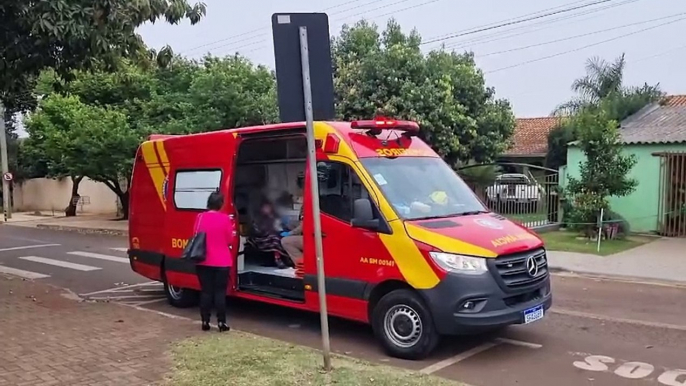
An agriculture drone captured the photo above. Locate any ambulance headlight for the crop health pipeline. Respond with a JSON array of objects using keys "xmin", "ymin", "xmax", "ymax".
[{"xmin": 429, "ymin": 252, "xmax": 488, "ymax": 274}]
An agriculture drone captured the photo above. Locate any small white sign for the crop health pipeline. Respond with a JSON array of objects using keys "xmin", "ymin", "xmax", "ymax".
[{"xmin": 2, "ymin": 172, "xmax": 12, "ymax": 182}]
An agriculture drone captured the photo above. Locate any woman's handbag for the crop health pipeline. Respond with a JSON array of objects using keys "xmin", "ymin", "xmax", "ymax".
[{"xmin": 182, "ymin": 214, "xmax": 207, "ymax": 263}]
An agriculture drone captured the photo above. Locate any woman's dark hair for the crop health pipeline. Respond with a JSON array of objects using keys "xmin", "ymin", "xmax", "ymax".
[{"xmin": 207, "ymin": 191, "xmax": 225, "ymax": 211}]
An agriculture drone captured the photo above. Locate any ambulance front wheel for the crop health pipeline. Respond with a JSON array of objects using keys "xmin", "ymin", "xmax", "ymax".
[
  {"xmin": 372, "ymin": 289, "xmax": 439, "ymax": 360},
  {"xmin": 163, "ymin": 275, "xmax": 199, "ymax": 308}
]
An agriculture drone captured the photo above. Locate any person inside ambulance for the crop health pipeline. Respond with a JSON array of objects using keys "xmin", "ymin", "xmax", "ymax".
[
  {"xmin": 280, "ymin": 207, "xmax": 304, "ymax": 276},
  {"xmin": 246, "ymin": 198, "xmax": 294, "ymax": 269},
  {"xmin": 279, "ymin": 173, "xmax": 305, "ymax": 276}
]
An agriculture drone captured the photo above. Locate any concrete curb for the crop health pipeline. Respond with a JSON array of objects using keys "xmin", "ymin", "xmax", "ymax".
[
  {"xmin": 35, "ymin": 224, "xmax": 128, "ymax": 237},
  {"xmin": 549, "ymin": 267, "xmax": 686, "ymax": 288}
]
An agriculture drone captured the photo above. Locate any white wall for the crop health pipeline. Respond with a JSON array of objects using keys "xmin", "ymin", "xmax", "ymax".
[{"xmin": 13, "ymin": 177, "xmax": 119, "ymax": 214}]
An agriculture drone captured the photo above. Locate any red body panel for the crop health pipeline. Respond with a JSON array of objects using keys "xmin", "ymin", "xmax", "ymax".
[{"xmin": 128, "ymin": 120, "xmax": 546, "ymax": 327}]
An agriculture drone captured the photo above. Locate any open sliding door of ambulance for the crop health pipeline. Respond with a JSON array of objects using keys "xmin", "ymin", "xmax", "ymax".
[{"xmin": 161, "ymin": 134, "xmax": 239, "ymax": 299}]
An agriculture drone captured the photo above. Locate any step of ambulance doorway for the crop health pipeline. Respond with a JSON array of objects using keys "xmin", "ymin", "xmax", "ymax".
[{"xmin": 238, "ymin": 271, "xmax": 305, "ymax": 302}]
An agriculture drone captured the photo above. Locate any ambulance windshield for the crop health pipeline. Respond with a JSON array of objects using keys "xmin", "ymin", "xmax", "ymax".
[{"xmin": 361, "ymin": 157, "xmax": 487, "ymax": 220}]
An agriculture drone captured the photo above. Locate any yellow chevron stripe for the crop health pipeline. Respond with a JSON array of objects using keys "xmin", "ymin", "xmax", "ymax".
[
  {"xmin": 154, "ymin": 140, "xmax": 170, "ymax": 175},
  {"xmin": 140, "ymin": 141, "xmax": 167, "ymax": 211}
]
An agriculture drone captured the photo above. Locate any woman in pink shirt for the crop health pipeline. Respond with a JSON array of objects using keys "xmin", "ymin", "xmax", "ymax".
[{"xmin": 194, "ymin": 192, "xmax": 234, "ymax": 332}]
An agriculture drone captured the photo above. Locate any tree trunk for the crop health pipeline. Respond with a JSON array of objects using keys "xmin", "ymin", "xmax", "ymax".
[
  {"xmin": 118, "ymin": 190, "xmax": 130, "ymax": 220},
  {"xmin": 95, "ymin": 177, "xmax": 130, "ymax": 220},
  {"xmin": 65, "ymin": 176, "xmax": 84, "ymax": 217}
]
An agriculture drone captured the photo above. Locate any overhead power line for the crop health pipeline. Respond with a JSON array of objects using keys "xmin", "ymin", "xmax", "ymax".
[
  {"xmin": 476, "ymin": 12, "xmax": 686, "ymax": 58},
  {"xmin": 179, "ymin": 0, "xmax": 422, "ymax": 55},
  {"xmin": 420, "ymin": 0, "xmax": 619, "ymax": 45},
  {"xmin": 633, "ymin": 44, "xmax": 686, "ymax": 64},
  {"xmin": 210, "ymin": 0, "xmax": 445, "ymax": 57},
  {"xmin": 484, "ymin": 17, "xmax": 686, "ymax": 74},
  {"xmin": 441, "ymin": 0, "xmax": 641, "ymax": 51},
  {"xmin": 184, "ymin": 0, "xmax": 597, "ymax": 57},
  {"xmin": 424, "ymin": 0, "xmax": 595, "ymax": 47}
]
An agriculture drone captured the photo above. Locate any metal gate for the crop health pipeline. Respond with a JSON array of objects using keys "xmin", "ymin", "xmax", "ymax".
[
  {"xmin": 656, "ymin": 152, "xmax": 686, "ymax": 237},
  {"xmin": 458, "ymin": 163, "xmax": 561, "ymax": 230}
]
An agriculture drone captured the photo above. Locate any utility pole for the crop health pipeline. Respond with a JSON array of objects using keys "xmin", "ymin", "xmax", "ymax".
[
  {"xmin": 0, "ymin": 102, "xmax": 11, "ymax": 221},
  {"xmin": 300, "ymin": 26, "xmax": 332, "ymax": 371}
]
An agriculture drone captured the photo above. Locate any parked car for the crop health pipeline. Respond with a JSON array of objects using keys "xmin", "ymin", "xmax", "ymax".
[{"xmin": 485, "ymin": 173, "xmax": 542, "ymax": 213}]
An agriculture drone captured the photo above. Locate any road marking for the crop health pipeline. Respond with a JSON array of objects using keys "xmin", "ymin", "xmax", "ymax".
[
  {"xmin": 88, "ymin": 294, "xmax": 162, "ymax": 300},
  {"xmin": 0, "ymin": 244, "xmax": 61, "ymax": 252},
  {"xmin": 132, "ymin": 298, "xmax": 167, "ymax": 306},
  {"xmin": 131, "ymin": 305, "xmax": 195, "ymax": 322},
  {"xmin": 0, "ymin": 265, "xmax": 50, "ymax": 279},
  {"xmin": 420, "ymin": 342, "xmax": 500, "ymax": 374},
  {"xmin": 109, "ymin": 247, "xmax": 128, "ymax": 252},
  {"xmin": 495, "ymin": 337, "xmax": 543, "ymax": 349},
  {"xmin": 18, "ymin": 256, "xmax": 101, "ymax": 271},
  {"xmin": 552, "ymin": 308, "xmax": 686, "ymax": 331},
  {"xmin": 571, "ymin": 352, "xmax": 686, "ymax": 385},
  {"xmin": 68, "ymin": 251, "xmax": 129, "ymax": 264},
  {"xmin": 80, "ymin": 281, "xmax": 159, "ymax": 297}
]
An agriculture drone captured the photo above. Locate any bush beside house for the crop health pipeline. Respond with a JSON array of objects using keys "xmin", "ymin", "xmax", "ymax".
[{"xmin": 562, "ymin": 95, "xmax": 686, "ymax": 234}]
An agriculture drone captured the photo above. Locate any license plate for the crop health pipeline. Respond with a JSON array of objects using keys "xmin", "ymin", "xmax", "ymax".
[{"xmin": 523, "ymin": 305, "xmax": 544, "ymax": 324}]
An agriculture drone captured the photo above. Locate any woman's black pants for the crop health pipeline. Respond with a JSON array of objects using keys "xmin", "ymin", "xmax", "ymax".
[{"xmin": 196, "ymin": 265, "xmax": 229, "ymax": 324}]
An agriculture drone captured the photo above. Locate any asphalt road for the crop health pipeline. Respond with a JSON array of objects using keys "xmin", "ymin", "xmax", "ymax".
[{"xmin": 2, "ymin": 226, "xmax": 685, "ymax": 386}]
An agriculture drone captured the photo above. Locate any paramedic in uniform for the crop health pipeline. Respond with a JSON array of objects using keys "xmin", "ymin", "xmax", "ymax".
[
  {"xmin": 281, "ymin": 209, "xmax": 303, "ymax": 275},
  {"xmin": 281, "ymin": 173, "xmax": 305, "ymax": 275}
]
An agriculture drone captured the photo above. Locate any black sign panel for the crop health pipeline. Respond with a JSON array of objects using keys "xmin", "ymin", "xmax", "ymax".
[{"xmin": 272, "ymin": 13, "xmax": 335, "ymax": 123}]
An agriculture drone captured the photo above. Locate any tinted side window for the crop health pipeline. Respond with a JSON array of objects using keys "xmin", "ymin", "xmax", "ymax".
[
  {"xmin": 317, "ymin": 162, "xmax": 377, "ymax": 222},
  {"xmin": 174, "ymin": 170, "xmax": 222, "ymax": 210}
]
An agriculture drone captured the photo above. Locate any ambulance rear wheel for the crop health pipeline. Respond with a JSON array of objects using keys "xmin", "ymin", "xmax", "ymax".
[
  {"xmin": 372, "ymin": 289, "xmax": 439, "ymax": 360},
  {"xmin": 163, "ymin": 276, "xmax": 198, "ymax": 308}
]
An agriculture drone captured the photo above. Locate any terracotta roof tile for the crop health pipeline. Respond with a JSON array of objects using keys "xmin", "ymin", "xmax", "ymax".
[
  {"xmin": 503, "ymin": 117, "xmax": 561, "ymax": 156},
  {"xmin": 662, "ymin": 95, "xmax": 686, "ymax": 107}
]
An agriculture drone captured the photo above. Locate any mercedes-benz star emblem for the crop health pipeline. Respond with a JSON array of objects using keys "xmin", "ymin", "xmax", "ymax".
[{"xmin": 526, "ymin": 256, "xmax": 539, "ymax": 277}]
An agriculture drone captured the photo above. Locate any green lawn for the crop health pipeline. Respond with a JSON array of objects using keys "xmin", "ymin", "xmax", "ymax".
[
  {"xmin": 169, "ymin": 332, "xmax": 463, "ymax": 386},
  {"xmin": 538, "ymin": 230, "xmax": 654, "ymax": 256}
]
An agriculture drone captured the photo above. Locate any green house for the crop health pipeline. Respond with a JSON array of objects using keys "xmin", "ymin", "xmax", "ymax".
[{"xmin": 561, "ymin": 95, "xmax": 686, "ymax": 235}]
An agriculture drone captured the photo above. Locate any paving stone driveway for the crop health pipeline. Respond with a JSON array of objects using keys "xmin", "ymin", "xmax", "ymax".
[{"xmin": 0, "ymin": 275, "xmax": 198, "ymax": 386}]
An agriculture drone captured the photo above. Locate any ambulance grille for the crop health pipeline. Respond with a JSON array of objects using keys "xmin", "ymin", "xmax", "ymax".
[{"xmin": 491, "ymin": 248, "xmax": 548, "ymax": 290}]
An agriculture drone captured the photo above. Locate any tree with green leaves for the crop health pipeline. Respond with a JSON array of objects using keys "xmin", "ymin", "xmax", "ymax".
[
  {"xmin": 23, "ymin": 95, "xmax": 140, "ymax": 217},
  {"xmin": 26, "ymin": 56, "xmax": 278, "ymax": 217},
  {"xmin": 546, "ymin": 54, "xmax": 663, "ymax": 170},
  {"xmin": 0, "ymin": 0, "xmax": 206, "ymax": 111},
  {"xmin": 332, "ymin": 20, "xmax": 515, "ymax": 166},
  {"xmin": 565, "ymin": 109, "xmax": 637, "ymax": 231}
]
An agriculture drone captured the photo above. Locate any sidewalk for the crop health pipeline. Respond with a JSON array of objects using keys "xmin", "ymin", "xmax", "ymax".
[
  {"xmin": 2, "ymin": 212, "xmax": 127, "ymax": 236},
  {"xmin": 547, "ymin": 237, "xmax": 686, "ymax": 285},
  {"xmin": 0, "ymin": 275, "xmax": 197, "ymax": 386}
]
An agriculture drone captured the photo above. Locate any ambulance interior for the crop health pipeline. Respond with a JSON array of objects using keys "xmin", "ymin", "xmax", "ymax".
[{"xmin": 233, "ymin": 135, "xmax": 308, "ymax": 301}]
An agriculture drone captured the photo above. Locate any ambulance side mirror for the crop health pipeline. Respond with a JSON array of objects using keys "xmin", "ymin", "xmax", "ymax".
[{"xmin": 351, "ymin": 198, "xmax": 379, "ymax": 231}]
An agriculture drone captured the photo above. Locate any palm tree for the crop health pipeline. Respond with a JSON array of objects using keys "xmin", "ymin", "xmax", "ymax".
[{"xmin": 553, "ymin": 54, "xmax": 627, "ymax": 116}]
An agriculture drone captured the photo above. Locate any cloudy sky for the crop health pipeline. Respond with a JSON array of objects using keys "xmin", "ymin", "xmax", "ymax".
[{"xmin": 135, "ymin": 0, "xmax": 686, "ymax": 118}]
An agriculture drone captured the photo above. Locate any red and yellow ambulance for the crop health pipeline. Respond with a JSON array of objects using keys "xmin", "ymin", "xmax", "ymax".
[{"xmin": 128, "ymin": 118, "xmax": 551, "ymax": 359}]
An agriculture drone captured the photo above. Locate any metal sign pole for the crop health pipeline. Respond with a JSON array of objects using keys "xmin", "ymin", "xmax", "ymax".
[
  {"xmin": 299, "ymin": 26, "xmax": 332, "ymax": 371},
  {"xmin": 0, "ymin": 102, "xmax": 11, "ymax": 222}
]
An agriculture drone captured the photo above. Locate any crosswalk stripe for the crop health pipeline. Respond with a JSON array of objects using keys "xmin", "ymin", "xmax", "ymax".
[
  {"xmin": 18, "ymin": 256, "xmax": 101, "ymax": 272},
  {"xmin": 0, "ymin": 265, "xmax": 51, "ymax": 279},
  {"xmin": 109, "ymin": 247, "xmax": 128, "ymax": 252},
  {"xmin": 68, "ymin": 251, "xmax": 129, "ymax": 264},
  {"xmin": 0, "ymin": 244, "xmax": 61, "ymax": 252}
]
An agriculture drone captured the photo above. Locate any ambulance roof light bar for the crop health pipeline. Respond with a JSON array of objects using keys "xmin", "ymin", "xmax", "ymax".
[{"xmin": 350, "ymin": 117, "xmax": 420, "ymax": 137}]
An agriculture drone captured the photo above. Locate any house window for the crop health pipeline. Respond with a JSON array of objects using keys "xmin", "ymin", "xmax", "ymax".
[{"xmin": 174, "ymin": 170, "xmax": 222, "ymax": 210}]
